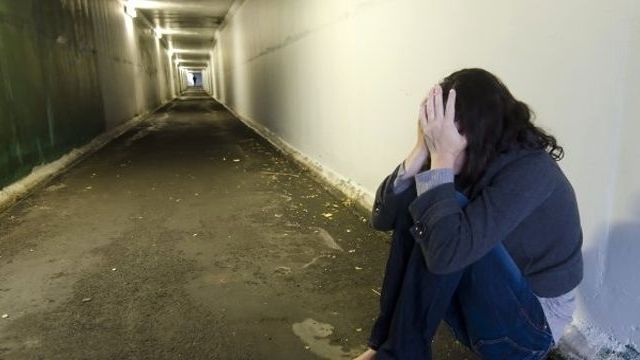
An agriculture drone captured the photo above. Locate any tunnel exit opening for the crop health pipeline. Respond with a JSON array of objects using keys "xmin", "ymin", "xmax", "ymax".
[{"xmin": 188, "ymin": 71, "xmax": 202, "ymax": 88}]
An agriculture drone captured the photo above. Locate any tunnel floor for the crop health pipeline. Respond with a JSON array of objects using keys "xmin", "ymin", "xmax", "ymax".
[{"xmin": 0, "ymin": 89, "xmax": 476, "ymax": 359}]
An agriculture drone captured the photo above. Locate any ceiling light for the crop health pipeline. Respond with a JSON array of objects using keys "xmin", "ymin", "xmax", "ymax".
[
  {"xmin": 124, "ymin": 4, "xmax": 137, "ymax": 18},
  {"xmin": 171, "ymin": 49, "xmax": 210, "ymax": 54}
]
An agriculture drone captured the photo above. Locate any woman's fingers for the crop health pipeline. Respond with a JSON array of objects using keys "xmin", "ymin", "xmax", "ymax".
[
  {"xmin": 434, "ymin": 85, "xmax": 445, "ymax": 121},
  {"xmin": 419, "ymin": 88, "xmax": 433, "ymax": 133},
  {"xmin": 426, "ymin": 87, "xmax": 435, "ymax": 124},
  {"xmin": 445, "ymin": 89, "xmax": 456, "ymax": 124},
  {"xmin": 420, "ymin": 88, "xmax": 433, "ymax": 107},
  {"xmin": 418, "ymin": 104, "xmax": 427, "ymax": 133},
  {"xmin": 420, "ymin": 90, "xmax": 431, "ymax": 106}
]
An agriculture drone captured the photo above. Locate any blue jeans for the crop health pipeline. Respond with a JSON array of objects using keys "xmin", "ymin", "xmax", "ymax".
[{"xmin": 369, "ymin": 193, "xmax": 554, "ymax": 359}]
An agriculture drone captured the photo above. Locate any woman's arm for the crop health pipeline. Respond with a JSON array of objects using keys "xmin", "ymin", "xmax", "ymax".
[
  {"xmin": 410, "ymin": 84, "xmax": 557, "ymax": 274},
  {"xmin": 370, "ymin": 164, "xmax": 416, "ymax": 231},
  {"xmin": 370, "ymin": 114, "xmax": 429, "ymax": 231},
  {"xmin": 409, "ymin": 154, "xmax": 556, "ymax": 274}
]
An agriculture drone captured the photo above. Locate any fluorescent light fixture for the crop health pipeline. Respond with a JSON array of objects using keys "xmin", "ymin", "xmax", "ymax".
[
  {"xmin": 171, "ymin": 48, "xmax": 210, "ymax": 54},
  {"xmin": 124, "ymin": 4, "xmax": 137, "ymax": 18},
  {"xmin": 153, "ymin": 28, "xmax": 217, "ymax": 37}
]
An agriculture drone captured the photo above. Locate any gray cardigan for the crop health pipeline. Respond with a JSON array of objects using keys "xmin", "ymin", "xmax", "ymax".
[{"xmin": 371, "ymin": 148, "xmax": 583, "ymax": 298}]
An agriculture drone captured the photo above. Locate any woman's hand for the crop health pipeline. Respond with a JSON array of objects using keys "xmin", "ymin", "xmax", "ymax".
[
  {"xmin": 353, "ymin": 348, "xmax": 376, "ymax": 360},
  {"xmin": 400, "ymin": 100, "xmax": 432, "ymax": 179},
  {"xmin": 420, "ymin": 84, "xmax": 467, "ymax": 171}
]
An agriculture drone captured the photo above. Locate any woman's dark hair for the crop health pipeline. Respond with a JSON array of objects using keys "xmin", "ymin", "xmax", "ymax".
[{"xmin": 439, "ymin": 68, "xmax": 564, "ymax": 188}]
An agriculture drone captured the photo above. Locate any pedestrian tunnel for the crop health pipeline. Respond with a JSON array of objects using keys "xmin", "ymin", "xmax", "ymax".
[{"xmin": 0, "ymin": 1, "xmax": 639, "ymax": 359}]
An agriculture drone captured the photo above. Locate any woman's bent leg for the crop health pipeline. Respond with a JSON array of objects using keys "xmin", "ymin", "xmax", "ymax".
[
  {"xmin": 372, "ymin": 191, "xmax": 470, "ymax": 359},
  {"xmin": 443, "ymin": 289, "xmax": 472, "ymax": 347},
  {"xmin": 455, "ymin": 243, "xmax": 554, "ymax": 359},
  {"xmin": 375, "ymin": 243, "xmax": 464, "ymax": 359},
  {"xmin": 368, "ymin": 228, "xmax": 417, "ymax": 349}
]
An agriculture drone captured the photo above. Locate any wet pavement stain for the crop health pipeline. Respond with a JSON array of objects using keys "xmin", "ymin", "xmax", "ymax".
[{"xmin": 0, "ymin": 89, "xmax": 482, "ymax": 359}]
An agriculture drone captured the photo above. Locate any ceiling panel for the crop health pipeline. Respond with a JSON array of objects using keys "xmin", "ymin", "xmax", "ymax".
[{"xmin": 133, "ymin": 0, "xmax": 234, "ymax": 57}]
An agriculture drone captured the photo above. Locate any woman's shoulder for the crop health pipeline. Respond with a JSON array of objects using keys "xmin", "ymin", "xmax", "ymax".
[
  {"xmin": 468, "ymin": 147, "xmax": 567, "ymax": 197},
  {"xmin": 499, "ymin": 148, "xmax": 577, "ymax": 200},
  {"xmin": 483, "ymin": 147, "xmax": 555, "ymax": 180},
  {"xmin": 498, "ymin": 147, "xmax": 561, "ymax": 174}
]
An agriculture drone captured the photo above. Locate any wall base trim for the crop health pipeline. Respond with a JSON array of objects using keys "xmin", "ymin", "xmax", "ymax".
[
  {"xmin": 213, "ymin": 96, "xmax": 375, "ymax": 214},
  {"xmin": 0, "ymin": 99, "xmax": 174, "ymax": 213}
]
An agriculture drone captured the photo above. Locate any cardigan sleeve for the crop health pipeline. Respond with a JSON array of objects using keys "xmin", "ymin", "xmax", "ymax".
[
  {"xmin": 370, "ymin": 164, "xmax": 417, "ymax": 231},
  {"xmin": 408, "ymin": 155, "xmax": 557, "ymax": 274}
]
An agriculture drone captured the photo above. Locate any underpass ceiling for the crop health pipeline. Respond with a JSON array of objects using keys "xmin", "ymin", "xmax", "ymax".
[{"xmin": 129, "ymin": 0, "xmax": 235, "ymax": 66}]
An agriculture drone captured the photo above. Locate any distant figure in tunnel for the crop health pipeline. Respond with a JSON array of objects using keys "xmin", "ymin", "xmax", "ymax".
[
  {"xmin": 193, "ymin": 74, "xmax": 197, "ymax": 87},
  {"xmin": 355, "ymin": 68, "xmax": 583, "ymax": 360}
]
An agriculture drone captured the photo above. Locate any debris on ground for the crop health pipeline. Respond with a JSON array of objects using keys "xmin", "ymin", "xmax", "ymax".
[
  {"xmin": 82, "ymin": 297, "xmax": 92, "ymax": 303},
  {"xmin": 45, "ymin": 183, "xmax": 67, "ymax": 192},
  {"xmin": 274, "ymin": 266, "xmax": 292, "ymax": 275},
  {"xmin": 292, "ymin": 318, "xmax": 358, "ymax": 358},
  {"xmin": 311, "ymin": 227, "xmax": 343, "ymax": 251},
  {"xmin": 1, "ymin": 314, "xmax": 8, "ymax": 319},
  {"xmin": 302, "ymin": 255, "xmax": 330, "ymax": 269}
]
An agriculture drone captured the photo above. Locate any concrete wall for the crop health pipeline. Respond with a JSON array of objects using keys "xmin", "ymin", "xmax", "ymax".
[
  {"xmin": 0, "ymin": 0, "xmax": 175, "ymax": 188},
  {"xmin": 210, "ymin": 0, "xmax": 640, "ymax": 356}
]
